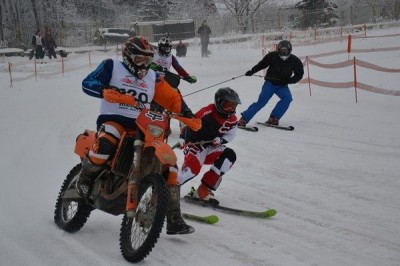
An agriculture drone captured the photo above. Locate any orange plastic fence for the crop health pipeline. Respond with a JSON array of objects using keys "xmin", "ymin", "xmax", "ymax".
[{"xmin": 299, "ymin": 57, "xmax": 400, "ymax": 101}]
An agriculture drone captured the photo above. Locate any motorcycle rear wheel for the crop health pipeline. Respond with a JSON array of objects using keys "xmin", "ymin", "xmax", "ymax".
[
  {"xmin": 119, "ymin": 173, "xmax": 168, "ymax": 263},
  {"xmin": 54, "ymin": 164, "xmax": 93, "ymax": 232}
]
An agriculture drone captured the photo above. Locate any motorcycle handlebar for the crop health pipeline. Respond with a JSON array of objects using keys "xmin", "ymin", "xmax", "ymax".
[{"xmin": 103, "ymin": 88, "xmax": 202, "ymax": 132}]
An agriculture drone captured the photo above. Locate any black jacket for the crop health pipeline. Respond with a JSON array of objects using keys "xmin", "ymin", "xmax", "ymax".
[{"xmin": 250, "ymin": 51, "xmax": 304, "ymax": 86}]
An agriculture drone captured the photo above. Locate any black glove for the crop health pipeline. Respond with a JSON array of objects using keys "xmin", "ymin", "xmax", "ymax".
[
  {"xmin": 182, "ymin": 108, "xmax": 195, "ymax": 118},
  {"xmin": 183, "ymin": 76, "xmax": 197, "ymax": 84},
  {"xmin": 245, "ymin": 70, "xmax": 254, "ymax": 76}
]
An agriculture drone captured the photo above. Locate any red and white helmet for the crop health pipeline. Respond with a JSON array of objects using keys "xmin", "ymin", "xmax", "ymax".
[{"xmin": 122, "ymin": 36, "xmax": 154, "ymax": 79}]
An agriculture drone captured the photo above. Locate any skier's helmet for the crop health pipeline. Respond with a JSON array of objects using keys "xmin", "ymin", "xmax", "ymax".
[
  {"xmin": 214, "ymin": 87, "xmax": 241, "ymax": 118},
  {"xmin": 277, "ymin": 40, "xmax": 292, "ymax": 61},
  {"xmin": 122, "ymin": 36, "xmax": 154, "ymax": 79},
  {"xmin": 158, "ymin": 36, "xmax": 172, "ymax": 56}
]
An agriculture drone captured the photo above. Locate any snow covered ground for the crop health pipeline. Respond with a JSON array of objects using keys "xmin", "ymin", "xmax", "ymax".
[{"xmin": 1, "ymin": 28, "xmax": 399, "ymax": 266}]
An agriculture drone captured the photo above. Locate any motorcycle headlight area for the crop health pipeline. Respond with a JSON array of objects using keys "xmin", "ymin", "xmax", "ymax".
[{"xmin": 147, "ymin": 124, "xmax": 164, "ymax": 138}]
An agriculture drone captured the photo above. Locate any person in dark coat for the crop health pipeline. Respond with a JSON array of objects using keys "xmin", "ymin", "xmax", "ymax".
[
  {"xmin": 239, "ymin": 40, "xmax": 304, "ymax": 127},
  {"xmin": 197, "ymin": 20, "xmax": 212, "ymax": 58},
  {"xmin": 175, "ymin": 40, "xmax": 187, "ymax": 57},
  {"xmin": 43, "ymin": 29, "xmax": 57, "ymax": 59}
]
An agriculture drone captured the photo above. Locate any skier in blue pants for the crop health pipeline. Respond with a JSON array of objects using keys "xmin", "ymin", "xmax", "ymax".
[{"xmin": 238, "ymin": 40, "xmax": 304, "ymax": 126}]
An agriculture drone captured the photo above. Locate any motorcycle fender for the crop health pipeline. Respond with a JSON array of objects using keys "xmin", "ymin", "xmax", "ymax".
[
  {"xmin": 144, "ymin": 141, "xmax": 177, "ymax": 166},
  {"xmin": 74, "ymin": 130, "xmax": 96, "ymax": 158}
]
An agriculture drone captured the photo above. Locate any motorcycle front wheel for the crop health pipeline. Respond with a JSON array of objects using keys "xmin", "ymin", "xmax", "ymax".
[
  {"xmin": 119, "ymin": 173, "xmax": 168, "ymax": 263},
  {"xmin": 54, "ymin": 164, "xmax": 93, "ymax": 232}
]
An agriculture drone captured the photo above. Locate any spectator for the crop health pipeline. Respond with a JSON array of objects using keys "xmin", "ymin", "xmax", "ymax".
[
  {"xmin": 43, "ymin": 29, "xmax": 57, "ymax": 59},
  {"xmin": 197, "ymin": 20, "xmax": 212, "ymax": 58},
  {"xmin": 31, "ymin": 30, "xmax": 44, "ymax": 59},
  {"xmin": 176, "ymin": 40, "xmax": 187, "ymax": 57}
]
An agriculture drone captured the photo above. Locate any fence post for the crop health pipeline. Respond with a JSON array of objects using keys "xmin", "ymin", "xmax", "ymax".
[
  {"xmin": 353, "ymin": 57, "xmax": 358, "ymax": 103},
  {"xmin": 61, "ymin": 56, "xmax": 64, "ymax": 76},
  {"xmin": 8, "ymin": 62, "xmax": 13, "ymax": 88},
  {"xmin": 363, "ymin": 24, "xmax": 367, "ymax": 37},
  {"xmin": 306, "ymin": 56, "xmax": 311, "ymax": 96},
  {"xmin": 34, "ymin": 59, "xmax": 37, "ymax": 81},
  {"xmin": 347, "ymin": 34, "xmax": 352, "ymax": 60},
  {"xmin": 89, "ymin": 52, "xmax": 92, "ymax": 68}
]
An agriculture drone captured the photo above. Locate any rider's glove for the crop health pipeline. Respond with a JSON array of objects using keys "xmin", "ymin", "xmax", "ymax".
[
  {"xmin": 100, "ymin": 86, "xmax": 120, "ymax": 97},
  {"xmin": 182, "ymin": 108, "xmax": 195, "ymax": 118},
  {"xmin": 178, "ymin": 138, "xmax": 186, "ymax": 149},
  {"xmin": 150, "ymin": 63, "xmax": 166, "ymax": 72},
  {"xmin": 184, "ymin": 75, "xmax": 197, "ymax": 84},
  {"xmin": 212, "ymin": 137, "xmax": 223, "ymax": 146}
]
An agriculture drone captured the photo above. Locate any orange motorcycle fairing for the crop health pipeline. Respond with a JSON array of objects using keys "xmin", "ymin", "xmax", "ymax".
[
  {"xmin": 74, "ymin": 130, "xmax": 96, "ymax": 159},
  {"xmin": 136, "ymin": 110, "xmax": 169, "ymax": 142},
  {"xmin": 144, "ymin": 140, "xmax": 177, "ymax": 166}
]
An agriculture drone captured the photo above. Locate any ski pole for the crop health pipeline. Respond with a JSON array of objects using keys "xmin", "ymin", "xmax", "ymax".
[{"xmin": 182, "ymin": 74, "xmax": 245, "ymax": 97}]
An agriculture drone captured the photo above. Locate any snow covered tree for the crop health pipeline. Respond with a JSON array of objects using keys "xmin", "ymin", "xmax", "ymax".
[
  {"xmin": 294, "ymin": 0, "xmax": 338, "ymax": 29},
  {"xmin": 220, "ymin": 0, "xmax": 270, "ymax": 33}
]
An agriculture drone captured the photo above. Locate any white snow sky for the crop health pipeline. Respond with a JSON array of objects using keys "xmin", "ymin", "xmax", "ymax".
[{"xmin": 1, "ymin": 27, "xmax": 399, "ymax": 266}]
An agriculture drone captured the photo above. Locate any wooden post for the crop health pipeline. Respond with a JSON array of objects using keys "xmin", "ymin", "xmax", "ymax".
[
  {"xmin": 89, "ymin": 52, "xmax": 92, "ymax": 68},
  {"xmin": 306, "ymin": 57, "xmax": 311, "ymax": 96},
  {"xmin": 61, "ymin": 56, "xmax": 64, "ymax": 76},
  {"xmin": 347, "ymin": 34, "xmax": 352, "ymax": 60},
  {"xmin": 34, "ymin": 59, "xmax": 37, "ymax": 81},
  {"xmin": 353, "ymin": 57, "xmax": 358, "ymax": 103},
  {"xmin": 364, "ymin": 24, "xmax": 367, "ymax": 37},
  {"xmin": 8, "ymin": 62, "xmax": 13, "ymax": 88},
  {"xmin": 116, "ymin": 43, "xmax": 118, "ymax": 60}
]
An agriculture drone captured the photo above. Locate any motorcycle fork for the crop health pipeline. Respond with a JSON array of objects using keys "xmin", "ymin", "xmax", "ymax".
[{"xmin": 126, "ymin": 139, "xmax": 143, "ymax": 217}]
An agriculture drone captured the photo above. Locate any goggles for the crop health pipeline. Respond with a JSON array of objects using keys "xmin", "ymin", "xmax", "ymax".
[
  {"xmin": 221, "ymin": 100, "xmax": 237, "ymax": 113},
  {"xmin": 130, "ymin": 54, "xmax": 153, "ymax": 67}
]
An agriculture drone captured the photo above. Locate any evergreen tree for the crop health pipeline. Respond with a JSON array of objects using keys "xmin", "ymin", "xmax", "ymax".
[{"xmin": 294, "ymin": 0, "xmax": 338, "ymax": 29}]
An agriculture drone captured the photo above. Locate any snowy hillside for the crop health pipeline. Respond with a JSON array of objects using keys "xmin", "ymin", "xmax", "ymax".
[{"xmin": 0, "ymin": 29, "xmax": 399, "ymax": 266}]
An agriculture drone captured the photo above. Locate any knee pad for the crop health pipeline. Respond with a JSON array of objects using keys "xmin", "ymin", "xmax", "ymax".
[
  {"xmin": 212, "ymin": 148, "xmax": 236, "ymax": 176},
  {"xmin": 88, "ymin": 131, "xmax": 119, "ymax": 165}
]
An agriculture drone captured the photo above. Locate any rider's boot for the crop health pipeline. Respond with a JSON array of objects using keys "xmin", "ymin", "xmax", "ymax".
[
  {"xmin": 76, "ymin": 159, "xmax": 102, "ymax": 198},
  {"xmin": 166, "ymin": 185, "xmax": 195, "ymax": 235}
]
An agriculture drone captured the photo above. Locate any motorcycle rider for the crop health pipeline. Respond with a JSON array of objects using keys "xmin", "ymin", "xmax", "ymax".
[{"xmin": 78, "ymin": 36, "xmax": 196, "ymax": 235}]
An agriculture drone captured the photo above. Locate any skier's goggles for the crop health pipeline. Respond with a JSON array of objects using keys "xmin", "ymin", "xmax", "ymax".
[
  {"xmin": 221, "ymin": 100, "xmax": 237, "ymax": 113},
  {"xmin": 130, "ymin": 54, "xmax": 153, "ymax": 67}
]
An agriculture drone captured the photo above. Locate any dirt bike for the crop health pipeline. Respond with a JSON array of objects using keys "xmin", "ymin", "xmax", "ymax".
[{"xmin": 54, "ymin": 89, "xmax": 201, "ymax": 263}]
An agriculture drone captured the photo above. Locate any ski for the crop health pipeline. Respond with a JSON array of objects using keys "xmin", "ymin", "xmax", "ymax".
[
  {"xmin": 238, "ymin": 125, "xmax": 259, "ymax": 132},
  {"xmin": 183, "ymin": 195, "xmax": 276, "ymax": 218},
  {"xmin": 182, "ymin": 213, "xmax": 219, "ymax": 224},
  {"xmin": 256, "ymin": 122, "xmax": 294, "ymax": 131}
]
